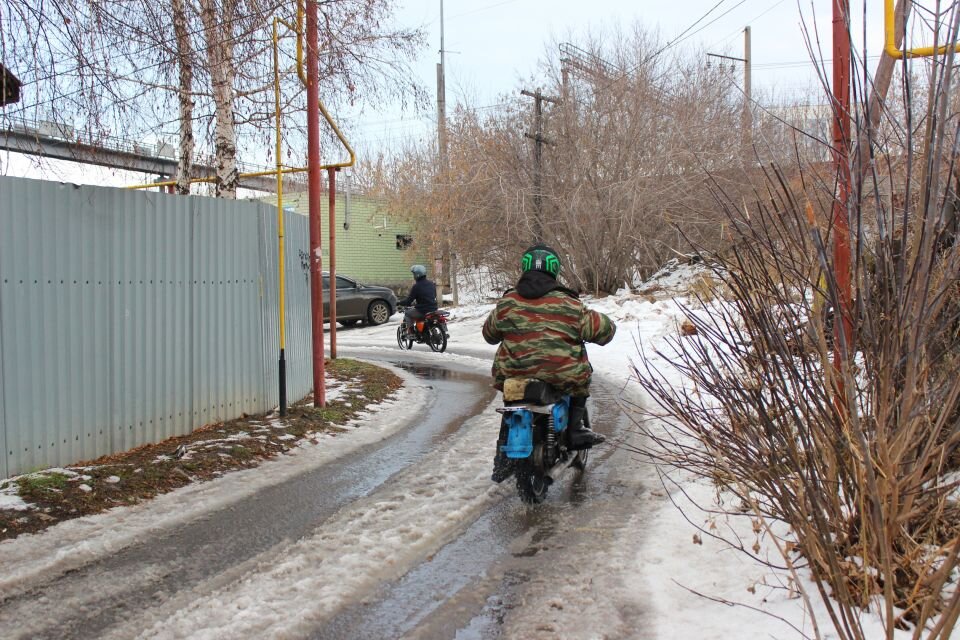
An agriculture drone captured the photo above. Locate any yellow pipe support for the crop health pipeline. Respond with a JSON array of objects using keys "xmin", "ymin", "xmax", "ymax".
[
  {"xmin": 317, "ymin": 101, "xmax": 355, "ymax": 169},
  {"xmin": 296, "ymin": 0, "xmax": 307, "ymax": 86},
  {"xmin": 124, "ymin": 166, "xmax": 307, "ymax": 190},
  {"xmin": 884, "ymin": 0, "xmax": 960, "ymax": 59}
]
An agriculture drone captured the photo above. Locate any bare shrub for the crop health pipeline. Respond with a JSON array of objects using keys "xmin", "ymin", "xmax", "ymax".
[{"xmin": 629, "ymin": 12, "xmax": 960, "ymax": 640}]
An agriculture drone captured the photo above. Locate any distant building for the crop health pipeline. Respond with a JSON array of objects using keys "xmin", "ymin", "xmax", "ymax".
[
  {"xmin": 261, "ymin": 189, "xmax": 429, "ymax": 291},
  {"xmin": 0, "ymin": 64, "xmax": 21, "ymax": 106}
]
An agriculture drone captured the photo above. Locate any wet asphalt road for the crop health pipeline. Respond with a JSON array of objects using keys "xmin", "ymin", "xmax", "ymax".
[
  {"xmin": 310, "ymin": 356, "xmax": 637, "ymax": 639},
  {"xmin": 0, "ymin": 344, "xmax": 639, "ymax": 639}
]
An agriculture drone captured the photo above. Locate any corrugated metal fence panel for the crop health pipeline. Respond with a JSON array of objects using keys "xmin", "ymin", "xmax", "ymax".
[
  {"xmin": 259, "ymin": 209, "xmax": 279, "ymax": 410},
  {"xmin": 190, "ymin": 197, "xmax": 266, "ymax": 429},
  {"xmin": 0, "ymin": 176, "xmax": 315, "ymax": 478},
  {"xmin": 109, "ymin": 187, "xmax": 196, "ymax": 454},
  {"xmin": 283, "ymin": 213, "xmax": 314, "ymax": 403},
  {"xmin": 0, "ymin": 179, "xmax": 114, "ymax": 473},
  {"xmin": 258, "ymin": 206, "xmax": 314, "ymax": 410}
]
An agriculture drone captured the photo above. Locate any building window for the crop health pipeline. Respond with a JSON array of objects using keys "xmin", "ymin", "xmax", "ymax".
[{"xmin": 396, "ymin": 234, "xmax": 413, "ymax": 250}]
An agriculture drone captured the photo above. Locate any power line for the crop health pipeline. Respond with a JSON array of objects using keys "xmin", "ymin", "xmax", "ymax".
[
  {"xmin": 569, "ymin": 0, "xmax": 750, "ymax": 101},
  {"xmin": 661, "ymin": 0, "xmax": 749, "ymax": 52},
  {"xmin": 705, "ymin": 0, "xmax": 788, "ymax": 50},
  {"xmin": 448, "ymin": 0, "xmax": 526, "ymax": 21},
  {"xmin": 656, "ymin": 0, "xmax": 729, "ymax": 54},
  {"xmin": 752, "ymin": 55, "xmax": 882, "ymax": 71}
]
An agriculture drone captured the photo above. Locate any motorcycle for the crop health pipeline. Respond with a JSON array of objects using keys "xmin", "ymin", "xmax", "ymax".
[
  {"xmin": 495, "ymin": 378, "xmax": 589, "ymax": 504},
  {"xmin": 396, "ymin": 308, "xmax": 450, "ymax": 353}
]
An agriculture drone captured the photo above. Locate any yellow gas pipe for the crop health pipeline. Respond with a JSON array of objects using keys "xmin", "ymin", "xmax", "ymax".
[
  {"xmin": 127, "ymin": 4, "xmax": 356, "ymax": 415},
  {"xmin": 884, "ymin": 0, "xmax": 960, "ymax": 59}
]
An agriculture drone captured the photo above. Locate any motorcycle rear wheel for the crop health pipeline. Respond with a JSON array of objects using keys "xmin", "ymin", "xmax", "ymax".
[
  {"xmin": 427, "ymin": 325, "xmax": 448, "ymax": 352},
  {"xmin": 515, "ymin": 460, "xmax": 550, "ymax": 504},
  {"xmin": 396, "ymin": 325, "xmax": 413, "ymax": 350}
]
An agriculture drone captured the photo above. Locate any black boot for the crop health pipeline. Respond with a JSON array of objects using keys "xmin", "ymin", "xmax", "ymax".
[
  {"xmin": 567, "ymin": 399, "xmax": 605, "ymax": 450},
  {"xmin": 491, "ymin": 420, "xmax": 515, "ymax": 483}
]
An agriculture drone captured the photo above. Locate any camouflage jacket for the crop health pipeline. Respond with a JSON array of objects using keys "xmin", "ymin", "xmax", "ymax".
[{"xmin": 481, "ymin": 271, "xmax": 616, "ymax": 397}]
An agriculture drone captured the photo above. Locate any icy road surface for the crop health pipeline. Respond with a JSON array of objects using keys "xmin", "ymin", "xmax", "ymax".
[{"xmin": 0, "ymin": 326, "xmax": 652, "ymax": 639}]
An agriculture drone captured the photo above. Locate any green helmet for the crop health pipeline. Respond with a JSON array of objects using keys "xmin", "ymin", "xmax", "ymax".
[
  {"xmin": 521, "ymin": 244, "xmax": 561, "ymax": 278},
  {"xmin": 410, "ymin": 264, "xmax": 427, "ymax": 279}
]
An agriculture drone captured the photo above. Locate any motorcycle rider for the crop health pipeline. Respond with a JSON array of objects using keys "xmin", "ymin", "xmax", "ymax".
[
  {"xmin": 398, "ymin": 264, "xmax": 439, "ymax": 335},
  {"xmin": 482, "ymin": 244, "xmax": 616, "ymax": 482}
]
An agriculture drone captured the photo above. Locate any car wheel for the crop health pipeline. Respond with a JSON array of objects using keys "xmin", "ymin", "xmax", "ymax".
[{"xmin": 367, "ymin": 300, "xmax": 391, "ymax": 326}]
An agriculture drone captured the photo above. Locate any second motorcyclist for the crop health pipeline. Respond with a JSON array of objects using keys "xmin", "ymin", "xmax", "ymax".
[{"xmin": 398, "ymin": 264, "xmax": 439, "ymax": 335}]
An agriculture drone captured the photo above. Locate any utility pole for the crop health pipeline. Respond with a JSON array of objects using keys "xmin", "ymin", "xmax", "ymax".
[
  {"xmin": 521, "ymin": 88, "xmax": 560, "ymax": 243},
  {"xmin": 707, "ymin": 25, "xmax": 751, "ymax": 167},
  {"xmin": 436, "ymin": 0, "xmax": 458, "ymax": 305},
  {"xmin": 743, "ymin": 26, "xmax": 752, "ymax": 165}
]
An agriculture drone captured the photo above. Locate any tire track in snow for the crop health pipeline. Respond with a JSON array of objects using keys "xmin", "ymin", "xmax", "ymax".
[{"xmin": 133, "ymin": 398, "xmax": 510, "ymax": 640}]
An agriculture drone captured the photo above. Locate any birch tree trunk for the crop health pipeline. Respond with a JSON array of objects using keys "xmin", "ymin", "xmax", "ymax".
[
  {"xmin": 199, "ymin": 0, "xmax": 239, "ymax": 198},
  {"xmin": 172, "ymin": 0, "xmax": 195, "ymax": 195}
]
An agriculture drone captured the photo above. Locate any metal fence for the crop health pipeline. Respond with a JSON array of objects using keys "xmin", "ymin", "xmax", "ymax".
[{"xmin": 0, "ymin": 176, "xmax": 313, "ymax": 478}]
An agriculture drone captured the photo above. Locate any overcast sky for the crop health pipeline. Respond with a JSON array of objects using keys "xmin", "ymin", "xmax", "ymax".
[
  {"xmin": 0, "ymin": 0, "xmax": 933, "ymax": 186},
  {"xmin": 344, "ymin": 0, "xmax": 897, "ymax": 152}
]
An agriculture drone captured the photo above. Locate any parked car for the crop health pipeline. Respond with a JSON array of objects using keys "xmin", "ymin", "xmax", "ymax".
[{"xmin": 322, "ymin": 273, "xmax": 397, "ymax": 326}]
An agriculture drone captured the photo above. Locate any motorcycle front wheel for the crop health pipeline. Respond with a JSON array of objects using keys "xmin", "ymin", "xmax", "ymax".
[
  {"xmin": 396, "ymin": 325, "xmax": 413, "ymax": 350},
  {"xmin": 427, "ymin": 325, "xmax": 448, "ymax": 352},
  {"xmin": 515, "ymin": 460, "xmax": 550, "ymax": 504}
]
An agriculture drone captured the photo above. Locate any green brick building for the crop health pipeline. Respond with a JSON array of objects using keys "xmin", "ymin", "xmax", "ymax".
[{"xmin": 262, "ymin": 190, "xmax": 429, "ymax": 291}]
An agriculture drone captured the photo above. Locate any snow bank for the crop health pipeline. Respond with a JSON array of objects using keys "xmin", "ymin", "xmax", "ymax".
[{"xmin": 0, "ymin": 363, "xmax": 428, "ymax": 600}]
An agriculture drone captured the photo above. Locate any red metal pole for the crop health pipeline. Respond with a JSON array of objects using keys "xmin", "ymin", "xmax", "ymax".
[
  {"xmin": 328, "ymin": 167, "xmax": 337, "ymax": 360},
  {"xmin": 306, "ymin": 0, "xmax": 326, "ymax": 407},
  {"xmin": 831, "ymin": 0, "xmax": 853, "ymax": 372}
]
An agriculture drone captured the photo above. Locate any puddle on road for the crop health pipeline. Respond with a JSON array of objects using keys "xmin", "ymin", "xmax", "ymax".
[{"xmin": 390, "ymin": 360, "xmax": 455, "ymax": 380}]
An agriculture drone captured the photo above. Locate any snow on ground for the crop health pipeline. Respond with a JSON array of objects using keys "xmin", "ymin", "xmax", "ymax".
[
  {"xmin": 1, "ymin": 260, "xmax": 913, "ymax": 638},
  {"xmin": 0, "ymin": 484, "xmax": 28, "ymax": 511},
  {"xmin": 135, "ymin": 397, "xmax": 510, "ymax": 640},
  {"xmin": 440, "ymin": 262, "xmax": 908, "ymax": 639},
  {"xmin": 0, "ymin": 364, "xmax": 429, "ymax": 600}
]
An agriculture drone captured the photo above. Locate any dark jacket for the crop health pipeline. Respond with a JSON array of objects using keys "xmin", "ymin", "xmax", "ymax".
[
  {"xmin": 398, "ymin": 278, "xmax": 439, "ymax": 314},
  {"xmin": 482, "ymin": 271, "xmax": 616, "ymax": 396}
]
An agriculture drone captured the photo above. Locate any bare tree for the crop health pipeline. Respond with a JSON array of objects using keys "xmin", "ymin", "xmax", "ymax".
[
  {"xmin": 1, "ymin": 0, "xmax": 426, "ymax": 197},
  {"xmin": 375, "ymin": 24, "xmax": 768, "ymax": 294},
  {"xmin": 171, "ymin": 0, "xmax": 196, "ymax": 194},
  {"xmin": 198, "ymin": 0, "xmax": 240, "ymax": 197}
]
